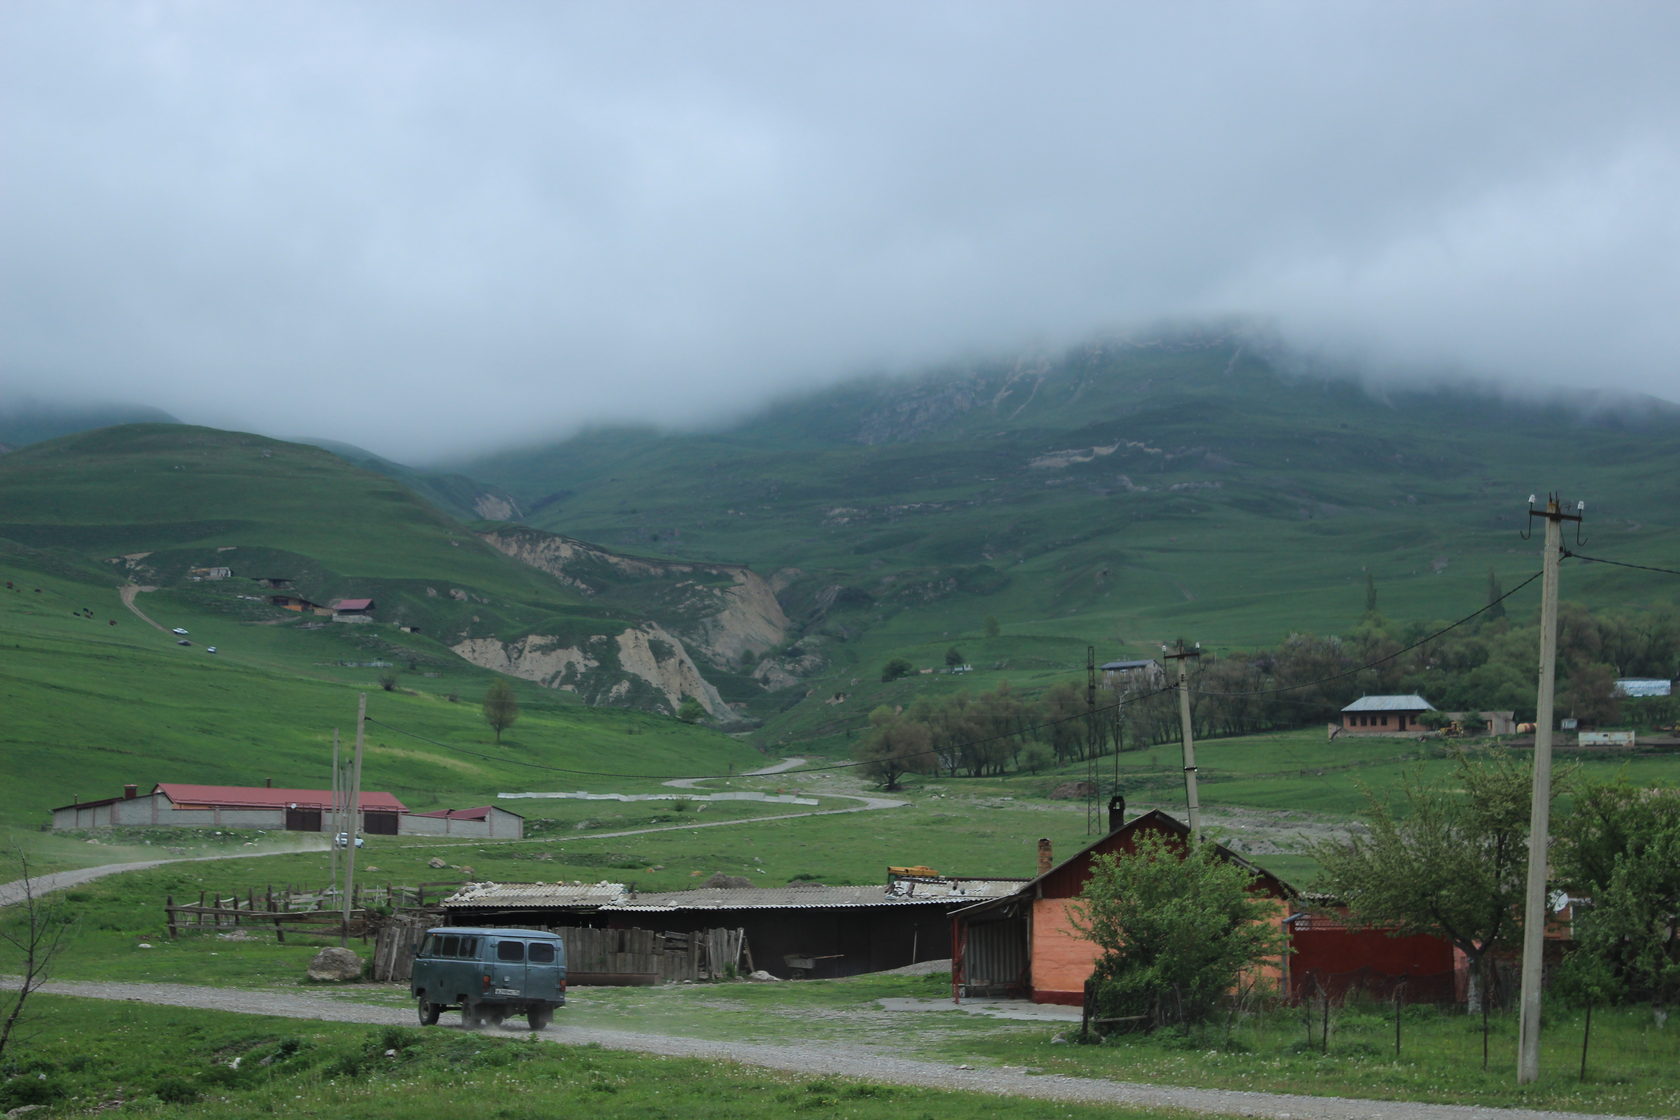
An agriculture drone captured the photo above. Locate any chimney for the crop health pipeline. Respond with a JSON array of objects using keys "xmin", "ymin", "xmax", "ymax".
[
  {"xmin": 1036, "ymin": 837, "xmax": 1053, "ymax": 876},
  {"xmin": 123, "ymin": 784, "xmax": 138, "ymax": 800},
  {"xmin": 1107, "ymin": 794, "xmax": 1126, "ymax": 833}
]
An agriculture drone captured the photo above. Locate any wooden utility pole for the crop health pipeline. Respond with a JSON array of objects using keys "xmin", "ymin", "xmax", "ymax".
[
  {"xmin": 341, "ymin": 694, "xmax": 366, "ymax": 946},
  {"xmin": 328, "ymin": 728, "xmax": 340, "ymax": 903},
  {"xmin": 1086, "ymin": 646, "xmax": 1100, "ymax": 834},
  {"xmin": 1164, "ymin": 640, "xmax": 1202, "ymax": 840},
  {"xmin": 1517, "ymin": 495, "xmax": 1581, "ymax": 1083}
]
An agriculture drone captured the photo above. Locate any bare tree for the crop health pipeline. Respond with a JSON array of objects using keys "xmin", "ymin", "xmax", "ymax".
[{"xmin": 1, "ymin": 849, "xmax": 75, "ymax": 1060}]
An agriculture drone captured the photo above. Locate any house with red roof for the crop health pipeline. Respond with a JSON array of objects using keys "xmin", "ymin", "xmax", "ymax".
[{"xmin": 330, "ymin": 597, "xmax": 376, "ymax": 623}]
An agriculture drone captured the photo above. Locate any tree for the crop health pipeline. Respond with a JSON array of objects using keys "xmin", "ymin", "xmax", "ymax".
[
  {"xmin": 1073, "ymin": 830, "xmax": 1286, "ymax": 1030},
  {"xmin": 481, "ymin": 679, "xmax": 520, "ymax": 745},
  {"xmin": 1310, "ymin": 753, "xmax": 1536, "ymax": 1011},
  {"xmin": 1555, "ymin": 783, "xmax": 1680, "ymax": 1018},
  {"xmin": 1, "ymin": 850, "xmax": 74, "ymax": 1061},
  {"xmin": 945, "ymin": 646, "xmax": 965, "ymax": 668},
  {"xmin": 984, "ymin": 615, "xmax": 1000, "ymax": 639},
  {"xmin": 880, "ymin": 657, "xmax": 914, "ymax": 683},
  {"xmin": 857, "ymin": 706, "xmax": 937, "ymax": 790},
  {"xmin": 676, "ymin": 695, "xmax": 706, "ymax": 724},
  {"xmin": 1486, "ymin": 569, "xmax": 1506, "ymax": 621}
]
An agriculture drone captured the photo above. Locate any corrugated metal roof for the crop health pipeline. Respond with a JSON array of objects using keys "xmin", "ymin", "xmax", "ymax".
[
  {"xmin": 1341, "ymin": 694, "xmax": 1435, "ymax": 713},
  {"xmin": 442, "ymin": 881, "xmax": 629, "ymax": 909},
  {"xmin": 1615, "ymin": 678, "xmax": 1673, "ymax": 698},
  {"xmin": 440, "ymin": 877, "xmax": 1028, "ymax": 912},
  {"xmin": 153, "ymin": 783, "xmax": 407, "ymax": 812},
  {"xmin": 412, "ymin": 806, "xmax": 514, "ymax": 821},
  {"xmin": 332, "ymin": 598, "xmax": 375, "ymax": 611}
]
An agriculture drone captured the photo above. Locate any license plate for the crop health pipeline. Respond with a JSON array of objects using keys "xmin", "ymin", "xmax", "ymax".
[{"xmin": 494, "ymin": 987, "xmax": 520, "ymax": 996}]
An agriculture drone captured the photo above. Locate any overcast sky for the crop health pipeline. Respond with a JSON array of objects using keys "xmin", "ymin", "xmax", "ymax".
[{"xmin": 3, "ymin": 2, "xmax": 1676, "ymax": 462}]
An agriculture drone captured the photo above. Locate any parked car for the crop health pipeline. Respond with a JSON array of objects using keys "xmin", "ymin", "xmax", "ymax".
[
  {"xmin": 171, "ymin": 627, "xmax": 189, "ymax": 635},
  {"xmin": 176, "ymin": 639, "xmax": 191, "ymax": 646},
  {"xmin": 206, "ymin": 646, "xmax": 217, "ymax": 654},
  {"xmin": 412, "ymin": 927, "xmax": 566, "ymax": 1030},
  {"xmin": 334, "ymin": 832, "xmax": 363, "ymax": 848}
]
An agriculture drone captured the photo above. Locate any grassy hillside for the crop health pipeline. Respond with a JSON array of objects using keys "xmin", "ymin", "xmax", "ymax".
[{"xmin": 452, "ymin": 338, "xmax": 1680, "ymax": 745}]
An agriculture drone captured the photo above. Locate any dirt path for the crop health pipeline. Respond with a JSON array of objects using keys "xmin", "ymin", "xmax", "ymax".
[
  {"xmin": 6, "ymin": 977, "xmax": 1641, "ymax": 1120},
  {"xmin": 0, "ymin": 845, "xmax": 329, "ymax": 908},
  {"xmin": 118, "ymin": 582, "xmax": 165, "ymax": 632}
]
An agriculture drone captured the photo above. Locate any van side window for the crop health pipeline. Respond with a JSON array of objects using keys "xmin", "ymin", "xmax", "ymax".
[
  {"xmin": 528, "ymin": 942, "xmax": 556, "ymax": 964},
  {"xmin": 496, "ymin": 940, "xmax": 525, "ymax": 962},
  {"xmin": 458, "ymin": 937, "xmax": 477, "ymax": 957},
  {"xmin": 437, "ymin": 935, "xmax": 459, "ymax": 957}
]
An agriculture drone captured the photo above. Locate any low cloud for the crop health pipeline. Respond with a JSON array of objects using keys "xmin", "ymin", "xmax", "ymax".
[{"xmin": 2, "ymin": 2, "xmax": 1675, "ymax": 460}]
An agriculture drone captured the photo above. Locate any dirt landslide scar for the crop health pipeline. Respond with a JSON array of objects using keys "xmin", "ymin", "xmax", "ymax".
[{"xmin": 411, "ymin": 927, "xmax": 566, "ymax": 1030}]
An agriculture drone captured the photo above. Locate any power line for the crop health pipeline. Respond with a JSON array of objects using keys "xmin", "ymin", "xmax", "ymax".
[
  {"xmin": 1563, "ymin": 550, "xmax": 1680, "ymax": 578},
  {"xmin": 1190, "ymin": 569, "xmax": 1543, "ymax": 699}
]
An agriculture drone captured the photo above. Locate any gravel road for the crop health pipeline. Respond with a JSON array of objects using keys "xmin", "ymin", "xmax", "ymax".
[{"xmin": 12, "ymin": 977, "xmax": 1644, "ymax": 1120}]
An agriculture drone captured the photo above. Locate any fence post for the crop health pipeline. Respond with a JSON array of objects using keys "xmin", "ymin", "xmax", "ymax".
[{"xmin": 166, "ymin": 896, "xmax": 177, "ymax": 939}]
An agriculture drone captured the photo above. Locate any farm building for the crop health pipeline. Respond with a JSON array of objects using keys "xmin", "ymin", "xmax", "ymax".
[
  {"xmin": 51, "ymin": 783, "xmax": 522, "ymax": 841},
  {"xmin": 331, "ymin": 597, "xmax": 376, "ymax": 622},
  {"xmin": 1338, "ymin": 694, "xmax": 1436, "ymax": 736},
  {"xmin": 406, "ymin": 805, "xmax": 525, "ymax": 840},
  {"xmin": 1101, "ymin": 659, "xmax": 1165, "ymax": 688},
  {"xmin": 51, "ymin": 783, "xmax": 408, "ymax": 835},
  {"xmin": 949, "ymin": 807, "xmax": 1296, "ymax": 1005},
  {"xmin": 439, "ymin": 874, "xmax": 1027, "ymax": 980}
]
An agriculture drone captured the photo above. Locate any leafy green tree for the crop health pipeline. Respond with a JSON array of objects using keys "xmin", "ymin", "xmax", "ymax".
[
  {"xmin": 1310, "ymin": 753, "xmax": 1536, "ymax": 1011},
  {"xmin": 945, "ymin": 646, "xmax": 965, "ymax": 668},
  {"xmin": 1073, "ymin": 830, "xmax": 1286, "ymax": 1030},
  {"xmin": 676, "ymin": 695, "xmax": 706, "ymax": 724},
  {"xmin": 1486, "ymin": 569, "xmax": 1506, "ymax": 621},
  {"xmin": 857, "ymin": 706, "xmax": 937, "ymax": 789},
  {"xmin": 1555, "ymin": 783, "xmax": 1680, "ymax": 1018},
  {"xmin": 880, "ymin": 657, "xmax": 914, "ymax": 683},
  {"xmin": 984, "ymin": 615, "xmax": 1000, "ymax": 639},
  {"xmin": 481, "ymin": 679, "xmax": 520, "ymax": 745}
]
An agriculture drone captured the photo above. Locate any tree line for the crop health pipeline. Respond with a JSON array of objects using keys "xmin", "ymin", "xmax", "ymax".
[{"xmin": 861, "ymin": 601, "xmax": 1680, "ymax": 787}]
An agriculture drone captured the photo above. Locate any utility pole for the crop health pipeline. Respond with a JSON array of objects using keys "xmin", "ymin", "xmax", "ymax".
[
  {"xmin": 1517, "ymin": 494, "xmax": 1582, "ymax": 1084},
  {"xmin": 341, "ymin": 693, "xmax": 366, "ymax": 947},
  {"xmin": 329, "ymin": 728, "xmax": 340, "ymax": 905},
  {"xmin": 1164, "ymin": 639, "xmax": 1202, "ymax": 840},
  {"xmin": 1085, "ymin": 646, "xmax": 1099, "ymax": 835}
]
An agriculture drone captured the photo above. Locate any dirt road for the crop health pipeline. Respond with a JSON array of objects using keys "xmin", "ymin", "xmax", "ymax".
[{"xmin": 8, "ymin": 977, "xmax": 1641, "ymax": 1120}]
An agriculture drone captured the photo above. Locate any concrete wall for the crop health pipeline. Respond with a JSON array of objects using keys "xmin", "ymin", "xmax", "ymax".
[{"xmin": 400, "ymin": 809, "xmax": 524, "ymax": 840}]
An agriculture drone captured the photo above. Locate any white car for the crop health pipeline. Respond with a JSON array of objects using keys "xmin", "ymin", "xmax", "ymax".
[
  {"xmin": 171, "ymin": 627, "xmax": 189, "ymax": 635},
  {"xmin": 335, "ymin": 833, "xmax": 364, "ymax": 849},
  {"xmin": 206, "ymin": 647, "xmax": 218, "ymax": 654}
]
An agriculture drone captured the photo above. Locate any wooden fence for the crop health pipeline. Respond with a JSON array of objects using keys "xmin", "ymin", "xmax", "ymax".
[{"xmin": 164, "ymin": 883, "xmax": 465, "ymax": 944}]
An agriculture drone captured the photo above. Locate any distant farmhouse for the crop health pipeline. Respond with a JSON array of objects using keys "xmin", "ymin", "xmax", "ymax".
[
  {"xmin": 1101, "ymin": 659, "xmax": 1165, "ymax": 689},
  {"xmin": 52, "ymin": 782, "xmax": 521, "ymax": 841},
  {"xmin": 1338, "ymin": 694, "xmax": 1435, "ymax": 736},
  {"xmin": 331, "ymin": 597, "xmax": 376, "ymax": 623}
]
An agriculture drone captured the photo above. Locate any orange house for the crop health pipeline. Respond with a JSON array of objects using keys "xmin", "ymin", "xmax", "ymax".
[{"xmin": 950, "ymin": 808, "xmax": 1296, "ymax": 1005}]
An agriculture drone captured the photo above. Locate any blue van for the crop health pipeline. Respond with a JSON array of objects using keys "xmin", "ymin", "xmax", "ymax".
[{"xmin": 411, "ymin": 926, "xmax": 567, "ymax": 1030}]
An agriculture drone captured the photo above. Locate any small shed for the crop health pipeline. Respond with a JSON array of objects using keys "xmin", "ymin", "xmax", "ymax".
[
  {"xmin": 331, "ymin": 597, "xmax": 376, "ymax": 622},
  {"xmin": 405, "ymin": 805, "xmax": 525, "ymax": 840},
  {"xmin": 1339, "ymin": 694, "xmax": 1436, "ymax": 736}
]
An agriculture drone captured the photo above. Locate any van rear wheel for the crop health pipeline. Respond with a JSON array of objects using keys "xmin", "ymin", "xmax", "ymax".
[
  {"xmin": 417, "ymin": 997, "xmax": 440, "ymax": 1026},
  {"xmin": 528, "ymin": 1006, "xmax": 552, "ymax": 1030},
  {"xmin": 460, "ymin": 1006, "xmax": 481, "ymax": 1029}
]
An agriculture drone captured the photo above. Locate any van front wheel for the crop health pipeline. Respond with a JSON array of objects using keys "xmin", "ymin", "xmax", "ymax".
[
  {"xmin": 528, "ymin": 1006, "xmax": 552, "ymax": 1030},
  {"xmin": 417, "ymin": 997, "xmax": 440, "ymax": 1026}
]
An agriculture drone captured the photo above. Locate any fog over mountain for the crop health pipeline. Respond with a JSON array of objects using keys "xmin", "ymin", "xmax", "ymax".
[{"xmin": 2, "ymin": 2, "xmax": 1676, "ymax": 462}]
